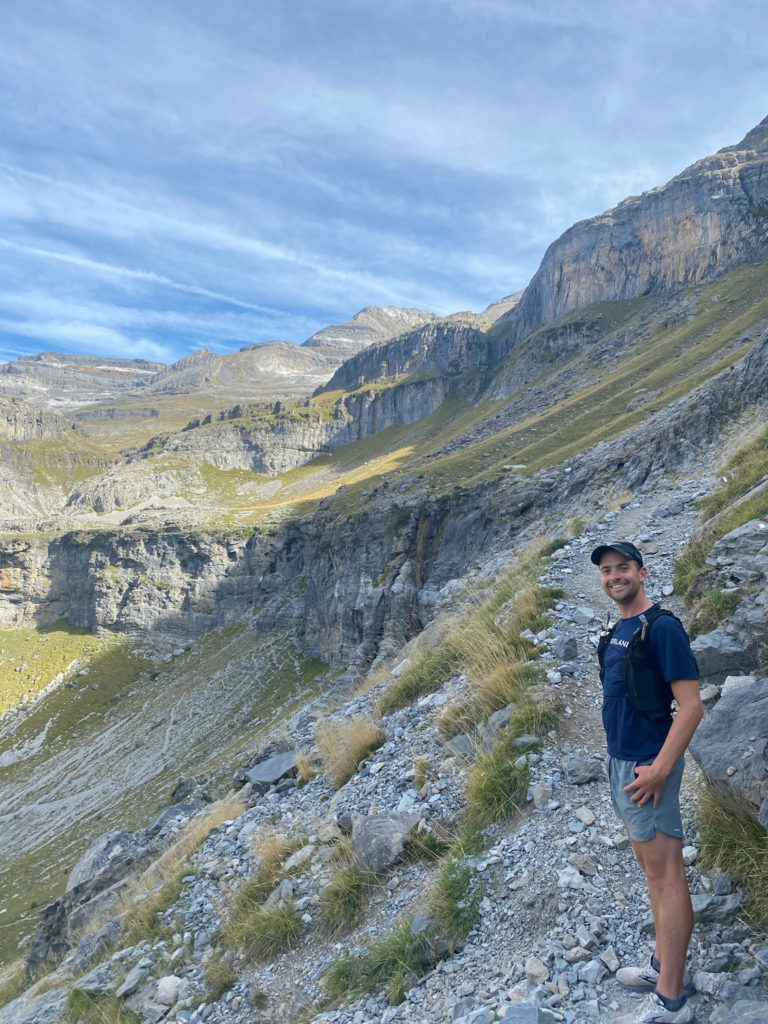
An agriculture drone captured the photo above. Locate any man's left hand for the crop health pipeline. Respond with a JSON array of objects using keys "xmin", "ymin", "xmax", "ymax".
[{"xmin": 624, "ymin": 761, "xmax": 667, "ymax": 807}]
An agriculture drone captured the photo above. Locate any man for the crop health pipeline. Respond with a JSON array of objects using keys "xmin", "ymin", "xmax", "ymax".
[{"xmin": 591, "ymin": 541, "xmax": 703, "ymax": 1024}]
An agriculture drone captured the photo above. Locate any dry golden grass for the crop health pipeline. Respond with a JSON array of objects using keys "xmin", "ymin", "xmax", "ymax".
[
  {"xmin": 315, "ymin": 715, "xmax": 386, "ymax": 787},
  {"xmin": 295, "ymin": 751, "xmax": 315, "ymax": 782},
  {"xmin": 248, "ymin": 827, "xmax": 302, "ymax": 875}
]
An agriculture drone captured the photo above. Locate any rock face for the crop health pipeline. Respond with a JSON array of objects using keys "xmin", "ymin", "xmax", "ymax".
[
  {"xmin": 690, "ymin": 676, "xmax": 768, "ymax": 830},
  {"xmin": 691, "ymin": 519, "xmax": 768, "ymax": 681},
  {"xmin": 302, "ymin": 305, "xmax": 437, "ymax": 353},
  {"xmin": 498, "ymin": 116, "xmax": 768, "ymax": 343}
]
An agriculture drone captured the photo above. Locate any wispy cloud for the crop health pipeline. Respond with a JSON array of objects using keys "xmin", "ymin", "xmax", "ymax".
[{"xmin": 0, "ymin": 0, "xmax": 765, "ymax": 364}]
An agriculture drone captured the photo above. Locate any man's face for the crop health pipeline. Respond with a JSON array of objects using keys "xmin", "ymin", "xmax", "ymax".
[{"xmin": 598, "ymin": 550, "xmax": 647, "ymax": 607}]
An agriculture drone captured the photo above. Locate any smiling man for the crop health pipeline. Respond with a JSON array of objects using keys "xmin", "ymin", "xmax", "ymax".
[{"xmin": 591, "ymin": 541, "xmax": 703, "ymax": 1024}]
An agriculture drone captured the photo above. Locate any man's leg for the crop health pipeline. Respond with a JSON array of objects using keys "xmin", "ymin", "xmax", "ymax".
[{"xmin": 631, "ymin": 830, "xmax": 693, "ymax": 1000}]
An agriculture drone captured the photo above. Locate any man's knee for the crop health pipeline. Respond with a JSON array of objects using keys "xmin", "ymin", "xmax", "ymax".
[{"xmin": 632, "ymin": 831, "xmax": 687, "ymax": 889}]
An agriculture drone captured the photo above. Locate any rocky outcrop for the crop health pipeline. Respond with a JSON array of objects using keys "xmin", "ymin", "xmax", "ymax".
[
  {"xmin": 690, "ymin": 675, "xmax": 768, "ymax": 830},
  {"xmin": 0, "ymin": 397, "xmax": 77, "ymax": 441},
  {"xmin": 302, "ymin": 305, "xmax": 437, "ymax": 353},
  {"xmin": 0, "ymin": 352, "xmax": 162, "ymax": 408},
  {"xmin": 498, "ymin": 116, "xmax": 768, "ymax": 343}
]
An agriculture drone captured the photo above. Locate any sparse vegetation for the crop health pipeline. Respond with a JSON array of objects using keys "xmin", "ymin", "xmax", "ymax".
[
  {"xmin": 204, "ymin": 953, "xmax": 238, "ymax": 1001},
  {"xmin": 65, "ymin": 990, "xmax": 140, "ymax": 1024},
  {"xmin": 323, "ymin": 918, "xmax": 432, "ymax": 1005},
  {"xmin": 319, "ymin": 866, "xmax": 379, "ymax": 935},
  {"xmin": 698, "ymin": 428, "xmax": 768, "ymax": 519},
  {"xmin": 698, "ymin": 789, "xmax": 768, "ymax": 929},
  {"xmin": 430, "ymin": 852, "xmax": 484, "ymax": 941},
  {"xmin": 224, "ymin": 900, "xmax": 303, "ymax": 962},
  {"xmin": 315, "ymin": 715, "xmax": 386, "ymax": 787},
  {"xmin": 688, "ymin": 588, "xmax": 743, "ymax": 638},
  {"xmin": 0, "ymin": 967, "xmax": 28, "ymax": 1012},
  {"xmin": 465, "ymin": 731, "xmax": 533, "ymax": 828},
  {"xmin": 378, "ymin": 646, "xmax": 458, "ymax": 714}
]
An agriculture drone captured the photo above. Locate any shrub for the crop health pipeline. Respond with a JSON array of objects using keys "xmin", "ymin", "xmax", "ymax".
[
  {"xmin": 316, "ymin": 715, "xmax": 386, "ymax": 787},
  {"xmin": 698, "ymin": 789, "xmax": 768, "ymax": 929},
  {"xmin": 319, "ymin": 866, "xmax": 378, "ymax": 935},
  {"xmin": 511, "ymin": 700, "xmax": 559, "ymax": 737},
  {"xmin": 378, "ymin": 647, "xmax": 457, "ymax": 714}
]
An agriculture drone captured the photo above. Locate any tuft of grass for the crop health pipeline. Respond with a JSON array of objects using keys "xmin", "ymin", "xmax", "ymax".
[
  {"xmin": 0, "ymin": 968, "xmax": 28, "ymax": 1012},
  {"xmin": 378, "ymin": 646, "xmax": 458, "ymax": 714},
  {"xmin": 673, "ymin": 537, "xmax": 712, "ymax": 605},
  {"xmin": 413, "ymin": 757, "xmax": 429, "ymax": 790},
  {"xmin": 204, "ymin": 954, "xmax": 238, "ymax": 1001},
  {"xmin": 429, "ymin": 854, "xmax": 484, "ymax": 942},
  {"xmin": 319, "ymin": 866, "xmax": 379, "ymax": 935},
  {"xmin": 119, "ymin": 869, "xmax": 185, "ymax": 948},
  {"xmin": 324, "ymin": 918, "xmax": 432, "ymax": 1005},
  {"xmin": 228, "ymin": 900, "xmax": 303, "ymax": 962},
  {"xmin": 437, "ymin": 700, "xmax": 482, "ymax": 738},
  {"xmin": 465, "ymin": 732, "xmax": 532, "ymax": 827},
  {"xmin": 66, "ymin": 990, "xmax": 140, "ymax": 1024},
  {"xmin": 688, "ymin": 589, "xmax": 742, "ymax": 639},
  {"xmin": 536, "ymin": 537, "xmax": 570, "ymax": 558},
  {"xmin": 402, "ymin": 827, "xmax": 451, "ymax": 863},
  {"xmin": 510, "ymin": 700, "xmax": 559, "ymax": 737},
  {"xmin": 315, "ymin": 715, "xmax": 386, "ymax": 787},
  {"xmin": 698, "ymin": 789, "xmax": 768, "ymax": 929}
]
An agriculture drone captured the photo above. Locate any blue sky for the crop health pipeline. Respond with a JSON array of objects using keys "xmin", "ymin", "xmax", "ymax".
[{"xmin": 1, "ymin": 0, "xmax": 766, "ymax": 366}]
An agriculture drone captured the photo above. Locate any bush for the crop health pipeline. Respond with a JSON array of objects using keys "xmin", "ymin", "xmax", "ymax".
[
  {"xmin": 698, "ymin": 789, "xmax": 768, "ymax": 929},
  {"xmin": 316, "ymin": 715, "xmax": 386, "ymax": 787},
  {"xmin": 378, "ymin": 647, "xmax": 457, "ymax": 714}
]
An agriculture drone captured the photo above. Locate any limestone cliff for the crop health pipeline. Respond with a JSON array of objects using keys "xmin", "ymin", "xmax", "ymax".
[{"xmin": 498, "ymin": 116, "xmax": 768, "ymax": 342}]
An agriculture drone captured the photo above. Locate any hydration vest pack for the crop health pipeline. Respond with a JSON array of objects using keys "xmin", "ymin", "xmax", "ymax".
[{"xmin": 596, "ymin": 606, "xmax": 690, "ymax": 722}]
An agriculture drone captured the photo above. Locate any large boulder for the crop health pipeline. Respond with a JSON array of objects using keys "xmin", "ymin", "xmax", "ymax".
[
  {"xmin": 351, "ymin": 811, "xmax": 420, "ymax": 871},
  {"xmin": 689, "ymin": 676, "xmax": 768, "ymax": 829}
]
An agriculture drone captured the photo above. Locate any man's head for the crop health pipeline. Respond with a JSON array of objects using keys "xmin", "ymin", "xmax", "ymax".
[{"xmin": 591, "ymin": 541, "xmax": 648, "ymax": 613}]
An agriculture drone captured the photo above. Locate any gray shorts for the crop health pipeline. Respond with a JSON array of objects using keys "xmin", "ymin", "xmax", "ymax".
[{"xmin": 607, "ymin": 754, "xmax": 684, "ymax": 842}]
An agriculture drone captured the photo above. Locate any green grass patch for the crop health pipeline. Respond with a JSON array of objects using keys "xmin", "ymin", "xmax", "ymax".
[
  {"xmin": 688, "ymin": 589, "xmax": 743, "ymax": 639},
  {"xmin": 224, "ymin": 900, "xmax": 303, "ymax": 962},
  {"xmin": 536, "ymin": 537, "xmax": 571, "ymax": 558},
  {"xmin": 430, "ymin": 853, "xmax": 484, "ymax": 942},
  {"xmin": 465, "ymin": 736, "xmax": 532, "ymax": 828},
  {"xmin": 378, "ymin": 646, "xmax": 458, "ymax": 714},
  {"xmin": 510, "ymin": 700, "xmax": 560, "ymax": 737},
  {"xmin": 319, "ymin": 866, "xmax": 379, "ymax": 935},
  {"xmin": 204, "ymin": 954, "xmax": 238, "ymax": 1001},
  {"xmin": 402, "ymin": 828, "xmax": 452, "ymax": 863},
  {"xmin": 698, "ymin": 789, "xmax": 768, "ymax": 930},
  {"xmin": 0, "ymin": 968, "xmax": 28, "ymax": 1012},
  {"xmin": 324, "ymin": 918, "xmax": 432, "ymax": 1005},
  {"xmin": 699, "ymin": 428, "xmax": 768, "ymax": 518},
  {"xmin": 66, "ymin": 990, "xmax": 140, "ymax": 1024}
]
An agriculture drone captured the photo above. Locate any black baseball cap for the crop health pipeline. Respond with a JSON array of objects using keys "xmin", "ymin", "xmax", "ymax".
[{"xmin": 590, "ymin": 541, "xmax": 644, "ymax": 567}]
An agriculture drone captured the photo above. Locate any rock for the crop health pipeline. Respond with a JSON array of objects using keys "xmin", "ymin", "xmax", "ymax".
[
  {"xmin": 532, "ymin": 784, "xmax": 553, "ymax": 809},
  {"xmin": 351, "ymin": 812, "xmax": 419, "ymax": 871},
  {"xmin": 691, "ymin": 892, "xmax": 746, "ymax": 923},
  {"xmin": 115, "ymin": 963, "xmax": 150, "ymax": 998},
  {"xmin": 242, "ymin": 750, "xmax": 299, "ymax": 794},
  {"xmin": 689, "ymin": 676, "xmax": 768, "ymax": 828},
  {"xmin": 711, "ymin": 1002, "xmax": 768, "ymax": 1024},
  {"xmin": 567, "ymin": 852, "xmax": 598, "ymax": 876},
  {"xmin": 571, "ymin": 606, "xmax": 596, "ymax": 626},
  {"xmin": 73, "ymin": 961, "xmax": 118, "ymax": 996},
  {"xmin": 562, "ymin": 754, "xmax": 603, "ymax": 785},
  {"xmin": 524, "ymin": 956, "xmax": 550, "ymax": 984},
  {"xmin": 155, "ymin": 975, "xmax": 185, "ymax": 1006},
  {"xmin": 0, "ymin": 988, "xmax": 68, "ymax": 1024},
  {"xmin": 552, "ymin": 635, "xmax": 578, "ymax": 661}
]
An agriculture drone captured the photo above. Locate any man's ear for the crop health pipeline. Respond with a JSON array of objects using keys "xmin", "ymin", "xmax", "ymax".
[{"xmin": 639, "ymin": 566, "xmax": 648, "ymax": 581}]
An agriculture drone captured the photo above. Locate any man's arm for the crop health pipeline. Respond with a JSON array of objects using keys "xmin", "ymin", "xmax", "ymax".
[{"xmin": 624, "ymin": 679, "xmax": 704, "ymax": 808}]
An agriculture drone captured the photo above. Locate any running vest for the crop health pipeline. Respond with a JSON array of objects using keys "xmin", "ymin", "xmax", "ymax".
[{"xmin": 597, "ymin": 607, "xmax": 693, "ymax": 722}]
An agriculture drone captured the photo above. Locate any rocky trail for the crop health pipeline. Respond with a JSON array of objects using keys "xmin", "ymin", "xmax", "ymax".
[{"xmin": 3, "ymin": 468, "xmax": 768, "ymax": 1024}]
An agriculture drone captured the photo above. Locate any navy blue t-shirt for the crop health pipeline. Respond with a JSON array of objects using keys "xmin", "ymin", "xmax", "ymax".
[{"xmin": 601, "ymin": 604, "xmax": 699, "ymax": 761}]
